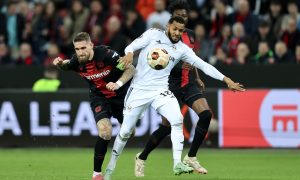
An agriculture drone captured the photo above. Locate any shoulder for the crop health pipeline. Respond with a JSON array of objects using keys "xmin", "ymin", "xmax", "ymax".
[
  {"xmin": 146, "ymin": 28, "xmax": 164, "ymax": 35},
  {"xmin": 184, "ymin": 28, "xmax": 195, "ymax": 38}
]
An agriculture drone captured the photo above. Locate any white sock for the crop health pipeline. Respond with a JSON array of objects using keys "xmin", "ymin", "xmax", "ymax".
[
  {"xmin": 93, "ymin": 171, "xmax": 101, "ymax": 177},
  {"xmin": 106, "ymin": 134, "xmax": 128, "ymax": 171},
  {"xmin": 171, "ymin": 123, "xmax": 184, "ymax": 168}
]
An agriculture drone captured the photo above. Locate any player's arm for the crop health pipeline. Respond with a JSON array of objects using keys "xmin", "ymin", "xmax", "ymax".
[
  {"xmin": 183, "ymin": 48, "xmax": 245, "ymax": 92},
  {"xmin": 119, "ymin": 29, "xmax": 154, "ymax": 67},
  {"xmin": 52, "ymin": 57, "xmax": 71, "ymax": 71},
  {"xmin": 106, "ymin": 64, "xmax": 135, "ymax": 91}
]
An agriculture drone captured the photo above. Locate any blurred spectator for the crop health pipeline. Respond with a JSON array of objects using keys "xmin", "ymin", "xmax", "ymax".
[
  {"xmin": 228, "ymin": 22, "xmax": 251, "ymax": 58},
  {"xmin": 214, "ymin": 24, "xmax": 232, "ymax": 53},
  {"xmin": 281, "ymin": 0, "xmax": 300, "ymax": 32},
  {"xmin": 250, "ymin": 19, "xmax": 276, "ymax": 54},
  {"xmin": 123, "ymin": 8, "xmax": 146, "ymax": 41},
  {"xmin": 44, "ymin": 1, "xmax": 63, "ymax": 42},
  {"xmin": 43, "ymin": 42, "xmax": 65, "ymax": 66},
  {"xmin": 108, "ymin": 0, "xmax": 123, "ymax": 20},
  {"xmin": 84, "ymin": 0, "xmax": 107, "ymax": 34},
  {"xmin": 136, "ymin": 0, "xmax": 155, "ymax": 21},
  {"xmin": 210, "ymin": 0, "xmax": 232, "ymax": 38},
  {"xmin": 264, "ymin": 0, "xmax": 283, "ymax": 37},
  {"xmin": 102, "ymin": 15, "xmax": 127, "ymax": 55},
  {"xmin": 18, "ymin": 0, "xmax": 34, "ymax": 22},
  {"xmin": 0, "ymin": 42, "xmax": 12, "ymax": 65},
  {"xmin": 228, "ymin": 0, "xmax": 259, "ymax": 35},
  {"xmin": 253, "ymin": 41, "xmax": 274, "ymax": 64},
  {"xmin": 232, "ymin": 42, "xmax": 251, "ymax": 65},
  {"xmin": 90, "ymin": 25, "xmax": 102, "ymax": 45},
  {"xmin": 15, "ymin": 42, "xmax": 38, "ymax": 65},
  {"xmin": 30, "ymin": 1, "xmax": 47, "ymax": 60},
  {"xmin": 146, "ymin": 0, "xmax": 170, "ymax": 29},
  {"xmin": 0, "ymin": 0, "xmax": 25, "ymax": 59},
  {"xmin": 296, "ymin": 44, "xmax": 300, "ymax": 63},
  {"xmin": 209, "ymin": 46, "xmax": 231, "ymax": 65},
  {"xmin": 281, "ymin": 18, "xmax": 300, "ymax": 53},
  {"xmin": 68, "ymin": 0, "xmax": 89, "ymax": 42},
  {"xmin": 32, "ymin": 65, "xmax": 62, "ymax": 92},
  {"xmin": 194, "ymin": 23, "xmax": 214, "ymax": 61},
  {"xmin": 274, "ymin": 41, "xmax": 296, "ymax": 63}
]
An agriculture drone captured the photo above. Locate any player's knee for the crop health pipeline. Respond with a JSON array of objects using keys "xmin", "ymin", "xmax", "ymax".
[
  {"xmin": 119, "ymin": 128, "xmax": 132, "ymax": 141},
  {"xmin": 169, "ymin": 114, "xmax": 183, "ymax": 126},
  {"xmin": 97, "ymin": 118, "xmax": 112, "ymax": 140},
  {"xmin": 197, "ymin": 110, "xmax": 212, "ymax": 130}
]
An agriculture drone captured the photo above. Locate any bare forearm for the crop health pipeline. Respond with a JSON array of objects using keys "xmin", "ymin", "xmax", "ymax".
[{"xmin": 118, "ymin": 64, "xmax": 135, "ymax": 84}]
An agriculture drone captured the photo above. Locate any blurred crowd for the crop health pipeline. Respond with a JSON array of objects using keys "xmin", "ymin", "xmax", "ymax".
[{"xmin": 1, "ymin": 0, "xmax": 300, "ymax": 67}]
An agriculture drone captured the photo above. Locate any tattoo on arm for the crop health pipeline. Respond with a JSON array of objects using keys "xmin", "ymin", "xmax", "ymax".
[{"xmin": 118, "ymin": 65, "xmax": 135, "ymax": 84}]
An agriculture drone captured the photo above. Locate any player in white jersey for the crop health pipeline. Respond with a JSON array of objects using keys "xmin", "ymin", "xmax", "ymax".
[{"xmin": 104, "ymin": 16, "xmax": 245, "ymax": 179}]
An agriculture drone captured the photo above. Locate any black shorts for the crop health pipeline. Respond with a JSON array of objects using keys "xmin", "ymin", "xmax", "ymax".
[
  {"xmin": 170, "ymin": 82, "xmax": 204, "ymax": 108},
  {"xmin": 90, "ymin": 92, "xmax": 124, "ymax": 124}
]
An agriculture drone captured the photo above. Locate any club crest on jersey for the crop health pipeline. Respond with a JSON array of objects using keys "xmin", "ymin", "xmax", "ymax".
[{"xmin": 172, "ymin": 45, "xmax": 176, "ymax": 50}]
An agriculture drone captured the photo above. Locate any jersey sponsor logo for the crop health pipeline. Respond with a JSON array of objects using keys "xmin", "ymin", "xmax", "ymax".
[
  {"xmin": 95, "ymin": 106, "xmax": 102, "ymax": 113},
  {"xmin": 259, "ymin": 90, "xmax": 300, "ymax": 147},
  {"xmin": 85, "ymin": 70, "xmax": 110, "ymax": 80}
]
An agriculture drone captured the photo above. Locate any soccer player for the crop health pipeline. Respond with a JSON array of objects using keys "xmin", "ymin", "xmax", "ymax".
[
  {"xmin": 135, "ymin": 0, "xmax": 216, "ymax": 176},
  {"xmin": 52, "ymin": 32, "xmax": 135, "ymax": 180},
  {"xmin": 104, "ymin": 16, "xmax": 245, "ymax": 179}
]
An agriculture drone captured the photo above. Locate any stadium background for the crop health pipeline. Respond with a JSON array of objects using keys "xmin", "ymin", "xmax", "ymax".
[{"xmin": 0, "ymin": 0, "xmax": 300, "ymax": 179}]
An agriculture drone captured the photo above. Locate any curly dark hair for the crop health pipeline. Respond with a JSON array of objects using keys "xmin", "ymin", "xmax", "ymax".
[{"xmin": 168, "ymin": 0, "xmax": 190, "ymax": 14}]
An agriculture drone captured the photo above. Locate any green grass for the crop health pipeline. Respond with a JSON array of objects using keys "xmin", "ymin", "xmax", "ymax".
[{"xmin": 0, "ymin": 148, "xmax": 299, "ymax": 180}]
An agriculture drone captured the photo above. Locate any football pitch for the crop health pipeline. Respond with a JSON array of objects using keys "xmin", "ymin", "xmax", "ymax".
[{"xmin": 0, "ymin": 148, "xmax": 299, "ymax": 180}]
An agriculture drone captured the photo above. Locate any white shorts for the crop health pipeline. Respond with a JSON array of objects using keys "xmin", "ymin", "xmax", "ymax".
[{"xmin": 123, "ymin": 87, "xmax": 183, "ymax": 125}]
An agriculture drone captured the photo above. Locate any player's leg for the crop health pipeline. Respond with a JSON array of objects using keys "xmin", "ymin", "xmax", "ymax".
[
  {"xmin": 183, "ymin": 87, "xmax": 212, "ymax": 174},
  {"xmin": 105, "ymin": 105, "xmax": 145, "ymax": 178},
  {"xmin": 154, "ymin": 92, "xmax": 193, "ymax": 175},
  {"xmin": 138, "ymin": 117, "xmax": 170, "ymax": 160},
  {"xmin": 90, "ymin": 96, "xmax": 112, "ymax": 180},
  {"xmin": 135, "ymin": 118, "xmax": 170, "ymax": 177},
  {"xmin": 137, "ymin": 89, "xmax": 183, "ymax": 162}
]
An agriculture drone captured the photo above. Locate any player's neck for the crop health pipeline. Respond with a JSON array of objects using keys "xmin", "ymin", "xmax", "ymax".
[{"xmin": 89, "ymin": 50, "xmax": 94, "ymax": 60}]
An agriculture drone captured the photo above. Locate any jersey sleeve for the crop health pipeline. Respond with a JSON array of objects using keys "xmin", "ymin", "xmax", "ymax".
[
  {"xmin": 66, "ymin": 55, "xmax": 79, "ymax": 70},
  {"xmin": 125, "ymin": 28, "xmax": 157, "ymax": 54},
  {"xmin": 103, "ymin": 47, "xmax": 121, "ymax": 67},
  {"xmin": 182, "ymin": 46, "xmax": 225, "ymax": 81}
]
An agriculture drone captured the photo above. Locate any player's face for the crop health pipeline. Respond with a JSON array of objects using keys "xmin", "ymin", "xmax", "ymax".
[
  {"xmin": 167, "ymin": 21, "xmax": 185, "ymax": 43},
  {"xmin": 74, "ymin": 40, "xmax": 94, "ymax": 63},
  {"xmin": 173, "ymin": 9, "xmax": 188, "ymax": 24}
]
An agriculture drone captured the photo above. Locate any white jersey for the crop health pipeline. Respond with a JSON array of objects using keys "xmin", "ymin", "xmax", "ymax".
[{"xmin": 125, "ymin": 28, "xmax": 225, "ymax": 90}]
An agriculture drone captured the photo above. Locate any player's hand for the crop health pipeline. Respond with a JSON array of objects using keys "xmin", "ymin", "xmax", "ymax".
[
  {"xmin": 182, "ymin": 62, "xmax": 193, "ymax": 70},
  {"xmin": 223, "ymin": 77, "xmax": 246, "ymax": 92},
  {"xmin": 119, "ymin": 52, "xmax": 134, "ymax": 67},
  {"xmin": 53, "ymin": 57, "xmax": 64, "ymax": 66},
  {"xmin": 106, "ymin": 82, "xmax": 120, "ymax": 91},
  {"xmin": 196, "ymin": 78, "xmax": 205, "ymax": 90}
]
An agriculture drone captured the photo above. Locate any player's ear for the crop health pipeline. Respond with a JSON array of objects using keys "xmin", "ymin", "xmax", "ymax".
[{"xmin": 90, "ymin": 42, "xmax": 94, "ymax": 48}]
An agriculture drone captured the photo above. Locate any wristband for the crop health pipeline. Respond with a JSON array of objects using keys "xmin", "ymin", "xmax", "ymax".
[{"xmin": 116, "ymin": 80, "xmax": 124, "ymax": 87}]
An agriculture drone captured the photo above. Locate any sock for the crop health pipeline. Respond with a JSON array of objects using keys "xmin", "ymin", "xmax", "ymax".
[
  {"xmin": 106, "ymin": 134, "xmax": 128, "ymax": 171},
  {"xmin": 94, "ymin": 137, "xmax": 110, "ymax": 173},
  {"xmin": 93, "ymin": 171, "xmax": 101, "ymax": 177},
  {"xmin": 139, "ymin": 125, "xmax": 171, "ymax": 160},
  {"xmin": 188, "ymin": 110, "xmax": 212, "ymax": 157},
  {"xmin": 171, "ymin": 123, "xmax": 184, "ymax": 168}
]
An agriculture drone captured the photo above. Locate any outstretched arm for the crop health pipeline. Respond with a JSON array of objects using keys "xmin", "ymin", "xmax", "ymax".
[{"xmin": 183, "ymin": 48, "xmax": 245, "ymax": 92}]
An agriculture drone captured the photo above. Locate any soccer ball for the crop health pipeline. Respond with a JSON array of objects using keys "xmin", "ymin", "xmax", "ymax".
[{"xmin": 147, "ymin": 48, "xmax": 170, "ymax": 70}]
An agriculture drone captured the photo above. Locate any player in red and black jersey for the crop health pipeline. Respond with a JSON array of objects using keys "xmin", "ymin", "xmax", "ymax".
[
  {"xmin": 53, "ymin": 32, "xmax": 135, "ymax": 180},
  {"xmin": 135, "ymin": 0, "xmax": 210, "ymax": 176}
]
